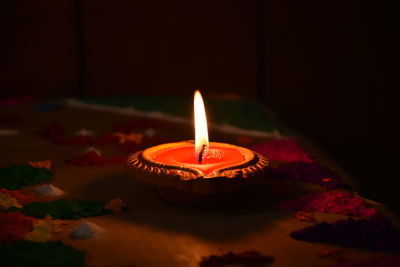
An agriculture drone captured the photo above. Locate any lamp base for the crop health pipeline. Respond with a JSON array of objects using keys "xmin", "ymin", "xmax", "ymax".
[{"xmin": 127, "ymin": 141, "xmax": 271, "ymax": 205}]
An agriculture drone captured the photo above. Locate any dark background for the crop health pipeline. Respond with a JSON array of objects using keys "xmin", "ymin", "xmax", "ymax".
[{"xmin": 1, "ymin": 1, "xmax": 398, "ymax": 211}]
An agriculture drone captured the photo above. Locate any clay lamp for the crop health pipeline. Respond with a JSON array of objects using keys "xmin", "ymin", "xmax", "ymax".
[{"xmin": 127, "ymin": 90, "xmax": 270, "ymax": 204}]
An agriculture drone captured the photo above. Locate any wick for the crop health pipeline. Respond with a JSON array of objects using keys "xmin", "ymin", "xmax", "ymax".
[{"xmin": 198, "ymin": 144, "xmax": 207, "ymax": 164}]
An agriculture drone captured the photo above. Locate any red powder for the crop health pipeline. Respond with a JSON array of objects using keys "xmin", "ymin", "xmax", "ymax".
[
  {"xmin": 279, "ymin": 191, "xmax": 377, "ymax": 218},
  {"xmin": 250, "ymin": 139, "xmax": 314, "ymax": 163},
  {"xmin": 0, "ymin": 212, "xmax": 36, "ymax": 243}
]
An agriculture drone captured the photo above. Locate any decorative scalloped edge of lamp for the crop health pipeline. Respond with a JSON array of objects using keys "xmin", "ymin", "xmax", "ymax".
[{"xmin": 126, "ymin": 141, "xmax": 270, "ymax": 204}]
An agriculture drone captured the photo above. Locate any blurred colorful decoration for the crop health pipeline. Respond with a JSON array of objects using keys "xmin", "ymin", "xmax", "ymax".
[
  {"xmin": 113, "ymin": 132, "xmax": 144, "ymax": 144},
  {"xmin": 279, "ymin": 191, "xmax": 377, "ymax": 218},
  {"xmin": 250, "ymin": 139, "xmax": 313, "ymax": 163},
  {"xmin": 291, "ymin": 216, "xmax": 400, "ymax": 252},
  {"xmin": 331, "ymin": 256, "xmax": 400, "ymax": 267},
  {"xmin": 75, "ymin": 128, "xmax": 93, "ymax": 136},
  {"xmin": 104, "ymin": 198, "xmax": 128, "ymax": 214},
  {"xmin": 0, "ymin": 193, "xmax": 22, "ymax": 210},
  {"xmin": 200, "ymin": 251, "xmax": 274, "ymax": 267},
  {"xmin": 65, "ymin": 96, "xmax": 281, "ymax": 136},
  {"xmin": 270, "ymin": 162, "xmax": 344, "ymax": 189},
  {"xmin": 0, "ymin": 164, "xmax": 53, "ymax": 190},
  {"xmin": 18, "ymin": 199, "xmax": 112, "ymax": 219},
  {"xmin": 34, "ymin": 184, "xmax": 65, "ymax": 197},
  {"xmin": 70, "ymin": 221, "xmax": 105, "ymax": 240},
  {"xmin": 0, "ymin": 212, "xmax": 36, "ymax": 243},
  {"xmin": 24, "ymin": 216, "xmax": 55, "ymax": 242},
  {"xmin": 0, "ymin": 240, "xmax": 86, "ymax": 267},
  {"xmin": 236, "ymin": 135, "xmax": 255, "ymax": 145},
  {"xmin": 40, "ymin": 123, "xmax": 119, "ymax": 146},
  {"xmin": 0, "ymin": 189, "xmax": 36, "ymax": 205},
  {"xmin": 27, "ymin": 160, "xmax": 52, "ymax": 170},
  {"xmin": 68, "ymin": 148, "xmax": 126, "ymax": 166},
  {"xmin": 316, "ymin": 246, "xmax": 344, "ymax": 258},
  {"xmin": 294, "ymin": 211, "xmax": 317, "ymax": 223}
]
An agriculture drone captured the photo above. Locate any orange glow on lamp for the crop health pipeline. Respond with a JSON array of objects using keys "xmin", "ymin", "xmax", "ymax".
[{"xmin": 126, "ymin": 90, "xmax": 270, "ymax": 204}]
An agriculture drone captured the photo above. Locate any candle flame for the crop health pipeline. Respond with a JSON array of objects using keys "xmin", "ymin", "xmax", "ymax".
[{"xmin": 194, "ymin": 90, "xmax": 209, "ymax": 163}]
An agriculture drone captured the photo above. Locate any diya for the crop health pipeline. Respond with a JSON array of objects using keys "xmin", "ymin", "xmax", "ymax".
[{"xmin": 127, "ymin": 90, "xmax": 270, "ymax": 204}]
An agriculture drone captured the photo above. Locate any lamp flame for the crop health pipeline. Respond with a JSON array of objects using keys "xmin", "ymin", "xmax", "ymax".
[{"xmin": 194, "ymin": 90, "xmax": 209, "ymax": 163}]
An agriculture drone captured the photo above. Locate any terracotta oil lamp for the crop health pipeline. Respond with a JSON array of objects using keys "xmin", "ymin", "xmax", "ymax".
[{"xmin": 127, "ymin": 90, "xmax": 270, "ymax": 204}]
